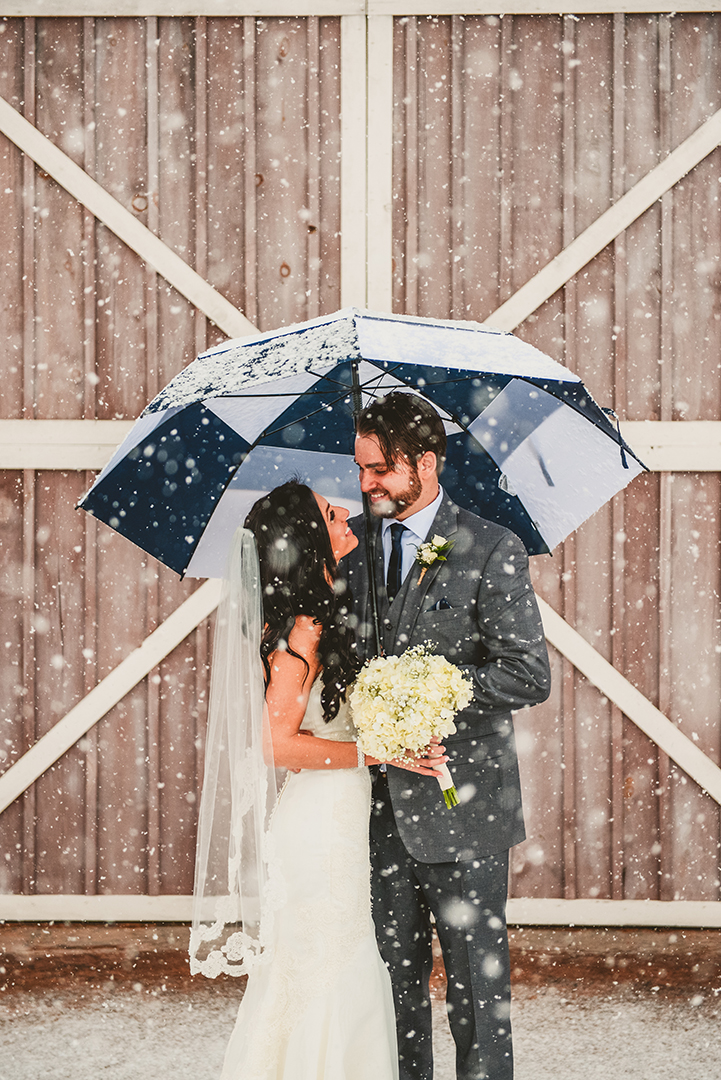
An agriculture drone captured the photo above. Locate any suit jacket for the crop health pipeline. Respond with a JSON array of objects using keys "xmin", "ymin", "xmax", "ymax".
[{"xmin": 345, "ymin": 493, "xmax": 551, "ymax": 864}]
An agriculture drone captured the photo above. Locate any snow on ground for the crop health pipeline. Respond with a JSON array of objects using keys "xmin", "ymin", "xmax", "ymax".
[{"xmin": 0, "ymin": 981, "xmax": 719, "ymax": 1080}]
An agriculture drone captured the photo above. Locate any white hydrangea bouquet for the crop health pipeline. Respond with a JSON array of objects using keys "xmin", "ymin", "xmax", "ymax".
[{"xmin": 349, "ymin": 644, "xmax": 473, "ymax": 809}]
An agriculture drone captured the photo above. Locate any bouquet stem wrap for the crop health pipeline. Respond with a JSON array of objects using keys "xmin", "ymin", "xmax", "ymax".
[{"xmin": 436, "ymin": 763, "xmax": 460, "ymax": 808}]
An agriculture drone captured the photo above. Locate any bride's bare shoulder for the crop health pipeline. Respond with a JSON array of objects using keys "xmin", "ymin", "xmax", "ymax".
[
  {"xmin": 268, "ymin": 616, "xmax": 322, "ymax": 684},
  {"xmin": 287, "ymin": 615, "xmax": 322, "ymax": 653},
  {"xmin": 267, "ymin": 617, "xmax": 322, "ymax": 679}
]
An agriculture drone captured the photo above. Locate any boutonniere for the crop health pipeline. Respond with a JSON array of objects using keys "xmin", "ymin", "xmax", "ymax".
[{"xmin": 415, "ymin": 534, "xmax": 454, "ymax": 584}]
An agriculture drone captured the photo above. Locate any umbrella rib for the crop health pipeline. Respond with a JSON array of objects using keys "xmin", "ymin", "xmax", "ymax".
[
  {"xmin": 252, "ymin": 369, "xmax": 409, "ymax": 443},
  {"xmin": 379, "ymin": 369, "xmax": 478, "ymax": 438},
  {"xmin": 253, "ymin": 370, "xmax": 481, "ymax": 445},
  {"xmin": 205, "ymin": 369, "xmax": 488, "ymax": 404},
  {"xmin": 205, "ymin": 390, "xmax": 343, "ymax": 399},
  {"xmin": 257, "ymin": 387, "xmax": 358, "ymax": 443}
]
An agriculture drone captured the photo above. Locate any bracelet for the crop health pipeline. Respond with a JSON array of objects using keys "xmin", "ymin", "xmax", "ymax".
[{"xmin": 356, "ymin": 740, "xmax": 365, "ymax": 768}]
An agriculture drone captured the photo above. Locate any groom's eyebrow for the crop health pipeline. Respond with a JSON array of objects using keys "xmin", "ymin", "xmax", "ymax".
[{"xmin": 354, "ymin": 457, "xmax": 387, "ymax": 470}]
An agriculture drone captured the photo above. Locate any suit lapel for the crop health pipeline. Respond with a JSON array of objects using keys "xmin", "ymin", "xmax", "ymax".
[{"xmin": 386, "ymin": 495, "xmax": 459, "ymax": 652}]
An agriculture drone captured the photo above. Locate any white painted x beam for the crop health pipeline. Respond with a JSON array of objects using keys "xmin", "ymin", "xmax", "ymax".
[
  {"xmin": 0, "ymin": 95, "xmax": 256, "ymax": 340},
  {"xmin": 0, "ymin": 579, "xmax": 222, "ymax": 816},
  {"xmin": 2, "ymin": 586, "xmax": 720, "ymax": 817},
  {"xmin": 484, "ymin": 108, "xmax": 721, "ymax": 331},
  {"xmin": 539, "ymin": 599, "xmax": 721, "ymax": 806}
]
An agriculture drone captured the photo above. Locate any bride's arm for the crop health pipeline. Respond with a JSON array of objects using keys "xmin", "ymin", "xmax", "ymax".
[
  {"xmin": 265, "ymin": 616, "xmax": 362, "ymax": 771},
  {"xmin": 265, "ymin": 617, "xmax": 445, "ymax": 775}
]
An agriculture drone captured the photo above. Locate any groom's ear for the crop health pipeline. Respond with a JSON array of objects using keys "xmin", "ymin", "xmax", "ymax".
[{"xmin": 417, "ymin": 450, "xmax": 439, "ymax": 478}]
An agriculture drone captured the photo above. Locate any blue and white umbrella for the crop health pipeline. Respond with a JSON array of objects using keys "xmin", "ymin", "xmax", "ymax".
[{"xmin": 79, "ymin": 308, "xmax": 644, "ymax": 578}]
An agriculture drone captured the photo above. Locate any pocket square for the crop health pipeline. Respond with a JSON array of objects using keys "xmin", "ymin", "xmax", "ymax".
[{"xmin": 427, "ymin": 598, "xmax": 452, "ymax": 611}]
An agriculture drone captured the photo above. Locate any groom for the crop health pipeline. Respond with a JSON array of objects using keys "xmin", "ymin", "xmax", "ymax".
[{"xmin": 346, "ymin": 392, "xmax": 551, "ymax": 1080}]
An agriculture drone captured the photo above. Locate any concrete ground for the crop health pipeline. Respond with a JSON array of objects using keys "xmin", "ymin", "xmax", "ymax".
[
  {"xmin": 1, "ymin": 925, "xmax": 720, "ymax": 1079},
  {"xmin": 1, "ymin": 980, "xmax": 720, "ymax": 1080}
]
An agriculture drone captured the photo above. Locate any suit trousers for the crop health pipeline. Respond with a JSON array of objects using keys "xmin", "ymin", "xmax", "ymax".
[{"xmin": 370, "ymin": 771, "xmax": 513, "ymax": 1080}]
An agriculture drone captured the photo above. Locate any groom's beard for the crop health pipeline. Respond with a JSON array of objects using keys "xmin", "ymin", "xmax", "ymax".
[{"xmin": 367, "ymin": 465, "xmax": 422, "ymax": 518}]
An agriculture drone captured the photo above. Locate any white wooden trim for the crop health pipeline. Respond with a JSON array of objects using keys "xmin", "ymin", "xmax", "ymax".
[
  {"xmin": 0, "ymin": 419, "xmax": 135, "ymax": 470},
  {"xmin": 0, "ymin": 579, "xmax": 222, "ymax": 816},
  {"xmin": 0, "ymin": 893, "xmax": 195, "ymax": 922},
  {"xmin": 0, "ymin": 95, "xmax": 255, "ymax": 340},
  {"xmin": 485, "ymin": 109, "xmax": 721, "ymax": 332},
  {"xmin": 0, "ymin": 894, "xmax": 719, "ymax": 926},
  {"xmin": 366, "ymin": 15, "xmax": 394, "ymax": 311},
  {"xmin": 538, "ymin": 597, "xmax": 721, "ymax": 807},
  {"xmin": 507, "ymin": 898, "xmax": 721, "ymax": 928},
  {"xmin": 0, "ymin": 3, "xmax": 367, "ymax": 17},
  {"xmin": 370, "ymin": 0, "xmax": 721, "ymax": 10},
  {"xmin": 2, "ymin": 420, "xmax": 720, "ymax": 472},
  {"xmin": 340, "ymin": 15, "xmax": 368, "ymax": 308},
  {"xmin": 4, "ymin": 583, "xmax": 721, "ymax": 829},
  {"xmin": 622, "ymin": 421, "xmax": 721, "ymax": 473},
  {"xmin": 1, "ymin": 3, "xmax": 719, "ymax": 16}
]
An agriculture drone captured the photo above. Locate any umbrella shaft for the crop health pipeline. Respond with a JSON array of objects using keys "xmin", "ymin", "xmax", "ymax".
[{"xmin": 351, "ymin": 357, "xmax": 383, "ymax": 659}]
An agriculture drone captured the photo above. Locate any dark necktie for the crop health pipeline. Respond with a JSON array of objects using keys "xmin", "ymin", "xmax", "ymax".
[{"xmin": 386, "ymin": 523, "xmax": 406, "ymax": 602}]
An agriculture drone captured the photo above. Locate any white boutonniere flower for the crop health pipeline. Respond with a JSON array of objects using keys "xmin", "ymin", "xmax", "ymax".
[{"xmin": 415, "ymin": 534, "xmax": 454, "ymax": 584}]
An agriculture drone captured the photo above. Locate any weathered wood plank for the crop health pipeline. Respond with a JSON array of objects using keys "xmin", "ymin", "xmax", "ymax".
[{"xmin": 0, "ymin": 579, "xmax": 221, "ymax": 817}]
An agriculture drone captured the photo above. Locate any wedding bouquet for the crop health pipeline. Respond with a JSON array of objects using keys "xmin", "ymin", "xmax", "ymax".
[{"xmin": 349, "ymin": 644, "xmax": 473, "ymax": 809}]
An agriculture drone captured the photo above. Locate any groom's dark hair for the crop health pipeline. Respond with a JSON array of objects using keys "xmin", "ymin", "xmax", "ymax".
[{"xmin": 356, "ymin": 391, "xmax": 446, "ymax": 473}]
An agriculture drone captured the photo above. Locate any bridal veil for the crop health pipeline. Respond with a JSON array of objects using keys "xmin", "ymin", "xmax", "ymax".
[{"xmin": 189, "ymin": 527, "xmax": 280, "ymax": 978}]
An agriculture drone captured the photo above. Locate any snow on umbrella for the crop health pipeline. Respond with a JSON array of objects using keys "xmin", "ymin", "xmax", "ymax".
[{"xmin": 78, "ymin": 307, "xmax": 645, "ymax": 578}]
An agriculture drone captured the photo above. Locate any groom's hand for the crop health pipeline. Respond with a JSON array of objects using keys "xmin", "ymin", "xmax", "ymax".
[{"xmin": 387, "ymin": 738, "xmax": 448, "ymax": 777}]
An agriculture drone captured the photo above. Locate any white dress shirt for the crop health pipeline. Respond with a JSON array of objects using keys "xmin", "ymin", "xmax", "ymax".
[{"xmin": 380, "ymin": 486, "xmax": 444, "ymax": 588}]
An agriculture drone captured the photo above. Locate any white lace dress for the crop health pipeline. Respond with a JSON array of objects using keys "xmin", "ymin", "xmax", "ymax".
[{"xmin": 220, "ymin": 683, "xmax": 399, "ymax": 1080}]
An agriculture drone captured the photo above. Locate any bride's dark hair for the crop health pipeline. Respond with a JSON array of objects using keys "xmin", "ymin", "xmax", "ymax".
[{"xmin": 245, "ymin": 480, "xmax": 359, "ymax": 722}]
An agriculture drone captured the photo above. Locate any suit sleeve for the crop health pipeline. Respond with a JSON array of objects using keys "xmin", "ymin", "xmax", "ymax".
[{"xmin": 461, "ymin": 529, "xmax": 551, "ymax": 714}]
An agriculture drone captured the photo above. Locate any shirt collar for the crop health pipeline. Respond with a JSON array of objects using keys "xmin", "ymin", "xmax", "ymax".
[{"xmin": 380, "ymin": 486, "xmax": 443, "ymax": 544}]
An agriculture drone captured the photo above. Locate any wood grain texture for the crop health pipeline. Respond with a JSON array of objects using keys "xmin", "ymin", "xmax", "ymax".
[{"xmin": 0, "ymin": 13, "xmax": 719, "ymax": 910}]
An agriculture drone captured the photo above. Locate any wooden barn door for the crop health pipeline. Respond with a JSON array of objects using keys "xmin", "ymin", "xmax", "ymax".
[{"xmin": 0, "ymin": 7, "xmax": 720, "ymax": 926}]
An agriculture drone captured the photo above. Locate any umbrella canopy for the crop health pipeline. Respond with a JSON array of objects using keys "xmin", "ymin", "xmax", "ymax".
[{"xmin": 79, "ymin": 308, "xmax": 644, "ymax": 578}]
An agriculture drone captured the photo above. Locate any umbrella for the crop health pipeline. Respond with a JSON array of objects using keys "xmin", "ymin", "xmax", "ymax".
[{"xmin": 79, "ymin": 307, "xmax": 644, "ymax": 582}]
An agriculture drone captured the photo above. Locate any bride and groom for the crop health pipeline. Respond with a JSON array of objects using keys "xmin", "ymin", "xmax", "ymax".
[{"xmin": 193, "ymin": 392, "xmax": 551, "ymax": 1080}]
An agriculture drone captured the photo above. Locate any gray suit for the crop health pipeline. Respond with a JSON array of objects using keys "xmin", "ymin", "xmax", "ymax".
[{"xmin": 346, "ymin": 493, "xmax": 550, "ymax": 1080}]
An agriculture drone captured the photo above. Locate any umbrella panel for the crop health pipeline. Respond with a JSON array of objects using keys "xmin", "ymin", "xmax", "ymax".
[
  {"xmin": 81, "ymin": 403, "xmax": 248, "ymax": 575},
  {"xmin": 240, "ymin": 359, "xmax": 548, "ymax": 553},
  {"xmin": 79, "ymin": 347, "xmax": 642, "ymax": 577},
  {"xmin": 468, "ymin": 380, "xmax": 643, "ymax": 550}
]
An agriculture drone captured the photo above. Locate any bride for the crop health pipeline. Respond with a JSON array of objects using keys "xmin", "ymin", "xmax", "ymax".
[{"xmin": 190, "ymin": 480, "xmax": 446, "ymax": 1080}]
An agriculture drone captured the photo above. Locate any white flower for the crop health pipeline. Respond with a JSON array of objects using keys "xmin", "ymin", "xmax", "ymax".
[
  {"xmin": 414, "ymin": 535, "xmax": 454, "ymax": 580},
  {"xmin": 349, "ymin": 644, "xmax": 473, "ymax": 763}
]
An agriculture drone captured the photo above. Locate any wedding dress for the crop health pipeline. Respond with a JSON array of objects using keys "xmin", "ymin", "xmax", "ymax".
[{"xmin": 220, "ymin": 680, "xmax": 399, "ymax": 1080}]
